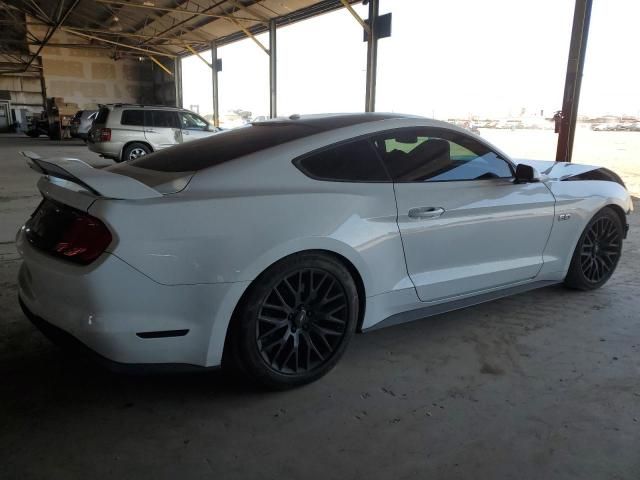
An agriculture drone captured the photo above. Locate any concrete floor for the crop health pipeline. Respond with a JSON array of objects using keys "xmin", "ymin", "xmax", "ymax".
[{"xmin": 1, "ymin": 134, "xmax": 639, "ymax": 480}]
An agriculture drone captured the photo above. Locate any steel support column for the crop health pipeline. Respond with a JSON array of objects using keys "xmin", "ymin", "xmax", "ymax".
[
  {"xmin": 211, "ymin": 41, "xmax": 220, "ymax": 127},
  {"xmin": 174, "ymin": 57, "xmax": 183, "ymax": 108},
  {"xmin": 364, "ymin": 0, "xmax": 379, "ymax": 112},
  {"xmin": 269, "ymin": 19, "xmax": 277, "ymax": 118},
  {"xmin": 38, "ymin": 56, "xmax": 46, "ymax": 108},
  {"xmin": 556, "ymin": 0, "xmax": 593, "ymax": 162}
]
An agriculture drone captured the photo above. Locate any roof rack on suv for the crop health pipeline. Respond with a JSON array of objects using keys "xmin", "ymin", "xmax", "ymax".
[{"xmin": 98, "ymin": 103, "xmax": 182, "ymax": 109}]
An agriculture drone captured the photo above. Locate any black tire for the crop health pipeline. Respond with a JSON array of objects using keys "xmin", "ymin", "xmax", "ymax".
[
  {"xmin": 227, "ymin": 252, "xmax": 359, "ymax": 389},
  {"xmin": 121, "ymin": 142, "xmax": 151, "ymax": 162},
  {"xmin": 564, "ymin": 207, "xmax": 623, "ymax": 290}
]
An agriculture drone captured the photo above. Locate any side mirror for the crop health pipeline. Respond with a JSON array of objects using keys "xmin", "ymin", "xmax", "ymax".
[{"xmin": 514, "ymin": 163, "xmax": 541, "ymax": 184}]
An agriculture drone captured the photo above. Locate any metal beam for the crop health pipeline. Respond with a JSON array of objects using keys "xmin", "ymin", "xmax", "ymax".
[
  {"xmin": 269, "ymin": 19, "xmax": 277, "ymax": 118},
  {"xmin": 38, "ymin": 55, "xmax": 46, "ymax": 107},
  {"xmin": 184, "ymin": 44, "xmax": 212, "ymax": 68},
  {"xmin": 226, "ymin": 16, "xmax": 270, "ymax": 54},
  {"xmin": 339, "ymin": 0, "xmax": 370, "ymax": 34},
  {"xmin": 149, "ymin": 55, "xmax": 173, "ymax": 76},
  {"xmin": 174, "ymin": 57, "xmax": 183, "ymax": 108},
  {"xmin": 364, "ymin": 0, "xmax": 379, "ymax": 112},
  {"xmin": 556, "ymin": 0, "xmax": 593, "ymax": 162},
  {"xmin": 211, "ymin": 41, "xmax": 219, "ymax": 128},
  {"xmin": 20, "ymin": 0, "xmax": 81, "ymax": 73},
  {"xmin": 62, "ymin": 28, "xmax": 176, "ymax": 58},
  {"xmin": 61, "ymin": 27, "xmax": 207, "ymax": 44},
  {"xmin": 95, "ymin": 0, "xmax": 261, "ymax": 23}
]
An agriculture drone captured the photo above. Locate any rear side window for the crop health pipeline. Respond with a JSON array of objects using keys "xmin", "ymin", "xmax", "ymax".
[
  {"xmin": 94, "ymin": 107, "xmax": 109, "ymax": 124},
  {"xmin": 145, "ymin": 110, "xmax": 179, "ymax": 128},
  {"xmin": 121, "ymin": 110, "xmax": 144, "ymax": 126},
  {"xmin": 129, "ymin": 124, "xmax": 321, "ymax": 172},
  {"xmin": 294, "ymin": 140, "xmax": 389, "ymax": 182}
]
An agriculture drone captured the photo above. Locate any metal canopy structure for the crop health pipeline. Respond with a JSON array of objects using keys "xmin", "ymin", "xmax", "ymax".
[
  {"xmin": 0, "ymin": 0, "xmax": 594, "ymax": 161},
  {"xmin": 0, "ymin": 0, "xmax": 362, "ymax": 72}
]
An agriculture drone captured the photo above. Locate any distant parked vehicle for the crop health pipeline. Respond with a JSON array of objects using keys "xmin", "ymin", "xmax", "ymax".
[
  {"xmin": 70, "ymin": 110, "xmax": 98, "ymax": 141},
  {"xmin": 591, "ymin": 123, "xmax": 617, "ymax": 132},
  {"xmin": 88, "ymin": 104, "xmax": 221, "ymax": 162}
]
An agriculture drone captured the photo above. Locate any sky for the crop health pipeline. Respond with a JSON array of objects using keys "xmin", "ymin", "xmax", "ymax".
[{"xmin": 181, "ymin": 0, "xmax": 640, "ymax": 122}]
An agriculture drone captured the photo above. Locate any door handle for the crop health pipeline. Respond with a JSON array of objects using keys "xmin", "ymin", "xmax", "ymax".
[
  {"xmin": 183, "ymin": 130, "xmax": 189, "ymax": 135},
  {"xmin": 408, "ymin": 207, "xmax": 445, "ymax": 219},
  {"xmin": 145, "ymin": 129, "xmax": 156, "ymax": 133}
]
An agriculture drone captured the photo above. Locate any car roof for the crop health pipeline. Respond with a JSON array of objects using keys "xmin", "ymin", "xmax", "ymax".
[
  {"xmin": 100, "ymin": 104, "xmax": 188, "ymax": 111},
  {"xmin": 253, "ymin": 112, "xmax": 423, "ymax": 131}
]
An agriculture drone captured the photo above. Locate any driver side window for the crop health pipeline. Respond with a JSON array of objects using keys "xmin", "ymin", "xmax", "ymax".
[
  {"xmin": 180, "ymin": 112, "xmax": 209, "ymax": 130},
  {"xmin": 374, "ymin": 128, "xmax": 513, "ymax": 182}
]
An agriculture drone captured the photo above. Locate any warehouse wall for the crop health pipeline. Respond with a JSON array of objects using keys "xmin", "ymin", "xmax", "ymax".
[
  {"xmin": 0, "ymin": 74, "xmax": 43, "ymax": 107},
  {"xmin": 28, "ymin": 22, "xmax": 156, "ymax": 109},
  {"xmin": 0, "ymin": 68, "xmax": 43, "ymax": 131}
]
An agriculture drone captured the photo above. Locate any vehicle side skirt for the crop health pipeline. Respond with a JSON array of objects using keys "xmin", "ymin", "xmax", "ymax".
[{"xmin": 363, "ymin": 280, "xmax": 560, "ymax": 332}]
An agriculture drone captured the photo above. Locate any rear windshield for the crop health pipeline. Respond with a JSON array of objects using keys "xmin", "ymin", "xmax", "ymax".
[
  {"xmin": 128, "ymin": 123, "xmax": 321, "ymax": 172},
  {"xmin": 94, "ymin": 107, "xmax": 110, "ymax": 124}
]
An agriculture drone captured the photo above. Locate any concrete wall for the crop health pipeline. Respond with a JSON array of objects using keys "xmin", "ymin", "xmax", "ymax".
[
  {"xmin": 0, "ymin": 69, "xmax": 43, "ymax": 131},
  {"xmin": 0, "ymin": 74, "xmax": 42, "ymax": 108},
  {"xmin": 27, "ymin": 23, "xmax": 157, "ymax": 109}
]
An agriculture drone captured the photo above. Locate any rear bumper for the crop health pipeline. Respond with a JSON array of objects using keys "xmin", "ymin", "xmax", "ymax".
[
  {"xmin": 19, "ymin": 297, "xmax": 217, "ymax": 374},
  {"xmin": 17, "ymin": 231, "xmax": 249, "ymax": 367},
  {"xmin": 87, "ymin": 140, "xmax": 122, "ymax": 160}
]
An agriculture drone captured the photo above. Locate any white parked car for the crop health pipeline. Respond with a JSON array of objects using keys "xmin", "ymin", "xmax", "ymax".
[
  {"xmin": 17, "ymin": 114, "xmax": 632, "ymax": 388},
  {"xmin": 88, "ymin": 104, "xmax": 221, "ymax": 162}
]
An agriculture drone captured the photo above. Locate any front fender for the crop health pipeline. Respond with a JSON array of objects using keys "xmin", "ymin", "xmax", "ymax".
[{"xmin": 537, "ymin": 179, "xmax": 632, "ymax": 280}]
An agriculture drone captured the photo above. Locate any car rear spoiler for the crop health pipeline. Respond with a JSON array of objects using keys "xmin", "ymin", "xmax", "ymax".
[{"xmin": 21, "ymin": 151, "xmax": 162, "ymax": 200}]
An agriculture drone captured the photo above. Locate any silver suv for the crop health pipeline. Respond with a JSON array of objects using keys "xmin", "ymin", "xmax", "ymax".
[{"xmin": 88, "ymin": 104, "xmax": 220, "ymax": 162}]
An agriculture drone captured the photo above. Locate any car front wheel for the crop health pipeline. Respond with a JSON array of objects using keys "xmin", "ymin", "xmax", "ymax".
[
  {"xmin": 228, "ymin": 252, "xmax": 359, "ymax": 389},
  {"xmin": 565, "ymin": 207, "xmax": 624, "ymax": 290}
]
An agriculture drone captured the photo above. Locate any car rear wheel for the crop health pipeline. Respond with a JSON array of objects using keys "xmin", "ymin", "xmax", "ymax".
[
  {"xmin": 565, "ymin": 207, "xmax": 623, "ymax": 290},
  {"xmin": 228, "ymin": 252, "xmax": 359, "ymax": 389},
  {"xmin": 121, "ymin": 142, "xmax": 151, "ymax": 162}
]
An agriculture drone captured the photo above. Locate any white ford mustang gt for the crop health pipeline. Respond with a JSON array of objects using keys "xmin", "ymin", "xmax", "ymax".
[{"xmin": 17, "ymin": 113, "xmax": 632, "ymax": 388}]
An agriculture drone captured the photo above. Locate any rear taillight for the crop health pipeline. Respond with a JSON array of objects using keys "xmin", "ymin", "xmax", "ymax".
[
  {"xmin": 25, "ymin": 200, "xmax": 112, "ymax": 265},
  {"xmin": 99, "ymin": 128, "xmax": 111, "ymax": 142},
  {"xmin": 53, "ymin": 214, "xmax": 112, "ymax": 264}
]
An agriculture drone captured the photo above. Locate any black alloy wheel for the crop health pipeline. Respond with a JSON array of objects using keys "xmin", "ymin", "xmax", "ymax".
[
  {"xmin": 579, "ymin": 216, "xmax": 622, "ymax": 283},
  {"xmin": 256, "ymin": 268, "xmax": 349, "ymax": 374},
  {"xmin": 228, "ymin": 252, "xmax": 358, "ymax": 389},
  {"xmin": 565, "ymin": 207, "xmax": 623, "ymax": 290}
]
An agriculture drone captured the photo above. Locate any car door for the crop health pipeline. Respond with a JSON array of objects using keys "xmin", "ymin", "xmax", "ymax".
[
  {"xmin": 143, "ymin": 110, "xmax": 182, "ymax": 150},
  {"xmin": 179, "ymin": 111, "xmax": 216, "ymax": 142},
  {"xmin": 374, "ymin": 127, "xmax": 556, "ymax": 303}
]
